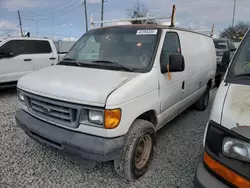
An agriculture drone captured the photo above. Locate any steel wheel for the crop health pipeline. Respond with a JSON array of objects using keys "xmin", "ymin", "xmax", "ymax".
[{"xmin": 134, "ymin": 134, "xmax": 153, "ymax": 170}]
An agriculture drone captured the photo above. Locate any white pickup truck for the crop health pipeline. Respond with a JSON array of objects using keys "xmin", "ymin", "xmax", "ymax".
[{"xmin": 0, "ymin": 37, "xmax": 66, "ymax": 85}]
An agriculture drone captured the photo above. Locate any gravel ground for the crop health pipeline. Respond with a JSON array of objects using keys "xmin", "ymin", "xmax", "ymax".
[{"xmin": 0, "ymin": 88, "xmax": 217, "ymax": 188}]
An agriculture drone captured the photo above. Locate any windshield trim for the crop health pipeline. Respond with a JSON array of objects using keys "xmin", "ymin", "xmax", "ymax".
[
  {"xmin": 62, "ymin": 27, "xmax": 162, "ymax": 73},
  {"xmin": 225, "ymin": 30, "xmax": 250, "ymax": 85}
]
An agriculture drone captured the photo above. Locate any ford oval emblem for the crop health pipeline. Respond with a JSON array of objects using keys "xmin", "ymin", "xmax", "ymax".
[{"xmin": 42, "ymin": 107, "xmax": 52, "ymax": 114}]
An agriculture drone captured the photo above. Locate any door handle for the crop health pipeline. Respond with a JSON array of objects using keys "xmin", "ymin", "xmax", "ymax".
[
  {"xmin": 24, "ymin": 59, "xmax": 32, "ymax": 61},
  {"xmin": 49, "ymin": 57, "xmax": 56, "ymax": 60},
  {"xmin": 182, "ymin": 81, "xmax": 185, "ymax": 90}
]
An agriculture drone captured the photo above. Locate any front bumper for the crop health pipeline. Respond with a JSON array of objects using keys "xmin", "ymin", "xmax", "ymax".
[
  {"xmin": 15, "ymin": 109, "xmax": 125, "ymax": 162},
  {"xmin": 194, "ymin": 161, "xmax": 229, "ymax": 188}
]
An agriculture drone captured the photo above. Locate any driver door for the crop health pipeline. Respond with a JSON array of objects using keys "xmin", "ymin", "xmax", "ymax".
[
  {"xmin": 0, "ymin": 40, "xmax": 34, "ymax": 83},
  {"xmin": 158, "ymin": 31, "xmax": 186, "ymax": 126}
]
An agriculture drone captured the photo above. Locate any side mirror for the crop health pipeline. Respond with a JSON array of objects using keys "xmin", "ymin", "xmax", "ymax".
[
  {"xmin": 0, "ymin": 50, "xmax": 13, "ymax": 58},
  {"xmin": 230, "ymin": 48, "xmax": 236, "ymax": 52},
  {"xmin": 161, "ymin": 52, "xmax": 185, "ymax": 74}
]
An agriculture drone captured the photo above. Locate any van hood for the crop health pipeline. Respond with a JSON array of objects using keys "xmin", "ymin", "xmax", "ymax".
[
  {"xmin": 18, "ymin": 65, "xmax": 139, "ymax": 106},
  {"xmin": 221, "ymin": 84, "xmax": 250, "ymax": 139}
]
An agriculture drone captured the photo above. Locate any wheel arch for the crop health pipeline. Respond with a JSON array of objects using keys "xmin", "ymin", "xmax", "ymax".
[
  {"xmin": 207, "ymin": 78, "xmax": 212, "ymax": 89},
  {"xmin": 136, "ymin": 110, "xmax": 158, "ymax": 127}
]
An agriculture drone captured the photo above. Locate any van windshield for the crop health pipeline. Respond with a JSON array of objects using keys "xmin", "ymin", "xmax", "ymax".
[
  {"xmin": 227, "ymin": 31, "xmax": 250, "ymax": 80},
  {"xmin": 214, "ymin": 40, "xmax": 228, "ymax": 49},
  {"xmin": 62, "ymin": 27, "xmax": 160, "ymax": 72}
]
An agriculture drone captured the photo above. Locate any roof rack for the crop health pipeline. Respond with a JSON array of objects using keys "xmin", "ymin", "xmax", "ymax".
[
  {"xmin": 194, "ymin": 24, "xmax": 215, "ymax": 38},
  {"xmin": 90, "ymin": 5, "xmax": 176, "ymax": 29}
]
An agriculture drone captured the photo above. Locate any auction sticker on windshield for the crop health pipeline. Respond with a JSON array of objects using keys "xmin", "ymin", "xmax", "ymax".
[{"xmin": 136, "ymin": 30, "xmax": 158, "ymax": 35}]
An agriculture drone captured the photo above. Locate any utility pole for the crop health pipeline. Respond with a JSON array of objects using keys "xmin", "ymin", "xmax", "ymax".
[
  {"xmin": 101, "ymin": 0, "xmax": 106, "ymax": 27},
  {"xmin": 17, "ymin": 10, "xmax": 23, "ymax": 36},
  {"xmin": 52, "ymin": 13, "xmax": 54, "ymax": 40},
  {"xmin": 83, "ymin": 0, "xmax": 88, "ymax": 31},
  {"xmin": 232, "ymin": 0, "xmax": 236, "ymax": 27}
]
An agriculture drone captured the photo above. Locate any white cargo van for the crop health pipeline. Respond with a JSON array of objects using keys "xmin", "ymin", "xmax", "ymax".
[
  {"xmin": 194, "ymin": 30, "xmax": 250, "ymax": 188},
  {"xmin": 15, "ymin": 25, "xmax": 216, "ymax": 180},
  {"xmin": 0, "ymin": 37, "xmax": 66, "ymax": 85}
]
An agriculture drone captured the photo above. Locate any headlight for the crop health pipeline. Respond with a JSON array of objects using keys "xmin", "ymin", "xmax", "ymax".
[
  {"xmin": 222, "ymin": 137, "xmax": 250, "ymax": 163},
  {"xmin": 17, "ymin": 90, "xmax": 25, "ymax": 104},
  {"xmin": 88, "ymin": 110, "xmax": 104, "ymax": 125},
  {"xmin": 79, "ymin": 108, "xmax": 121, "ymax": 129}
]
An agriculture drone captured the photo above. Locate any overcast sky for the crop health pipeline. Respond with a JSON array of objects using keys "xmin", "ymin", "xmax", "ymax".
[{"xmin": 0, "ymin": 0, "xmax": 249, "ymax": 40}]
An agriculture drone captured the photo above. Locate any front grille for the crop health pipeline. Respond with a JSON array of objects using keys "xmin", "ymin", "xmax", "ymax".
[{"xmin": 24, "ymin": 92, "xmax": 82, "ymax": 128}]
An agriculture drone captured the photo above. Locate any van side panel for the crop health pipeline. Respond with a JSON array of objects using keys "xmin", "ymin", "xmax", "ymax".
[{"xmin": 178, "ymin": 31, "xmax": 216, "ymax": 101}]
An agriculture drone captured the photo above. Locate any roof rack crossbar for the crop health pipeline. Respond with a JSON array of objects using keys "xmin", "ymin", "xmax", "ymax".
[
  {"xmin": 90, "ymin": 5, "xmax": 176, "ymax": 29},
  {"xmin": 193, "ymin": 24, "xmax": 215, "ymax": 38},
  {"xmin": 92, "ymin": 16, "xmax": 171, "ymax": 24}
]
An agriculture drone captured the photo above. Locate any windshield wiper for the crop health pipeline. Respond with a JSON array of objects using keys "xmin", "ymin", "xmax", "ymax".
[
  {"xmin": 60, "ymin": 58, "xmax": 86, "ymax": 66},
  {"xmin": 92, "ymin": 60, "xmax": 134, "ymax": 72},
  {"xmin": 235, "ymin": 73, "xmax": 250, "ymax": 77},
  {"xmin": 63, "ymin": 58, "xmax": 76, "ymax": 61}
]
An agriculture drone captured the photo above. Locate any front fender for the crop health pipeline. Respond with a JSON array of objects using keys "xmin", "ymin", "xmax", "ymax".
[{"xmin": 105, "ymin": 68, "xmax": 160, "ymax": 138}]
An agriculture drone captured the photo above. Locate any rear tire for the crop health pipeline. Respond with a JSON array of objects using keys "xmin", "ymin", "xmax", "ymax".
[
  {"xmin": 114, "ymin": 119, "xmax": 156, "ymax": 181},
  {"xmin": 194, "ymin": 86, "xmax": 210, "ymax": 111}
]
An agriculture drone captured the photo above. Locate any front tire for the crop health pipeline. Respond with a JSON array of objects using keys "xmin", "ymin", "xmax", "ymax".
[
  {"xmin": 114, "ymin": 119, "xmax": 156, "ymax": 181},
  {"xmin": 194, "ymin": 86, "xmax": 210, "ymax": 111}
]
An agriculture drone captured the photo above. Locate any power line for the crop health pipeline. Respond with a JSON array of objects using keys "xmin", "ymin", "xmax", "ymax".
[
  {"xmin": 57, "ymin": 4, "xmax": 82, "ymax": 16},
  {"xmin": 21, "ymin": 0, "xmax": 80, "ymax": 14},
  {"xmin": 21, "ymin": 0, "xmax": 81, "ymax": 17},
  {"xmin": 53, "ymin": 0, "xmax": 82, "ymax": 14},
  {"xmin": 20, "ymin": 4, "xmax": 82, "ymax": 21},
  {"xmin": 177, "ymin": 0, "xmax": 247, "ymax": 8}
]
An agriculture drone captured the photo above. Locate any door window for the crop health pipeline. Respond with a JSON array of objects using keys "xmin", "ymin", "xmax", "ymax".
[
  {"xmin": 0, "ymin": 40, "xmax": 33, "ymax": 57},
  {"xmin": 32, "ymin": 40, "xmax": 52, "ymax": 54},
  {"xmin": 162, "ymin": 32, "xmax": 181, "ymax": 54},
  {"xmin": 161, "ymin": 32, "xmax": 181, "ymax": 67}
]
